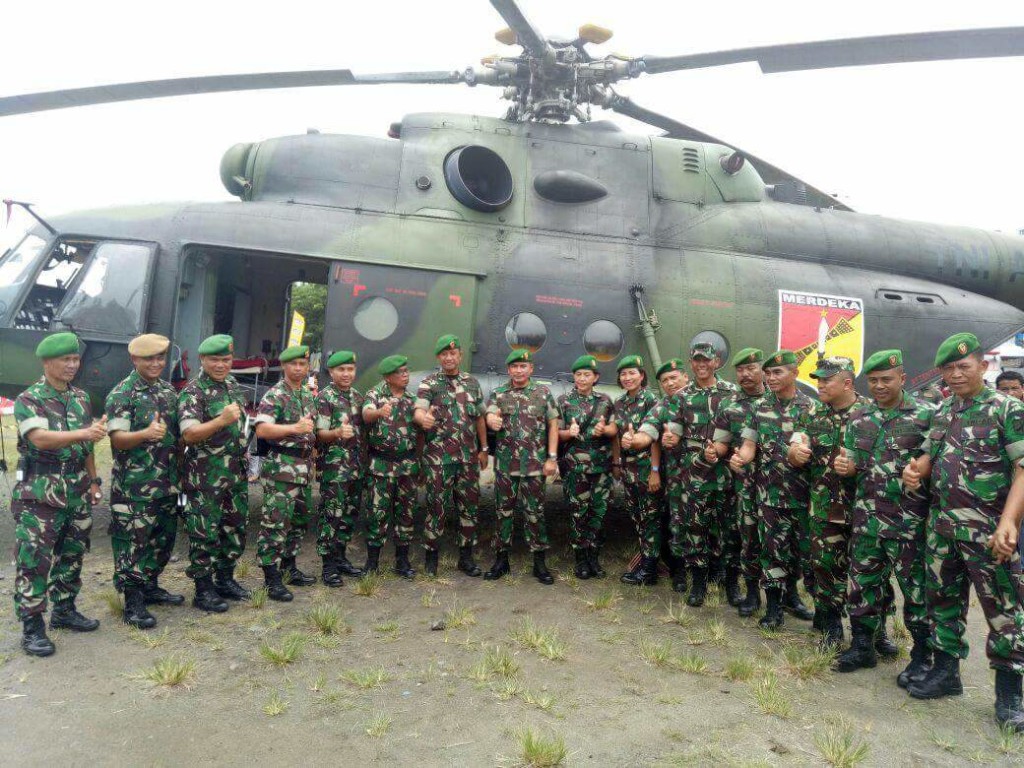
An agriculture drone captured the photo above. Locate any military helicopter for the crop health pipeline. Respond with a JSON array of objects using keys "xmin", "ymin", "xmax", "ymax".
[{"xmin": 1, "ymin": 0, "xmax": 1024, "ymax": 404}]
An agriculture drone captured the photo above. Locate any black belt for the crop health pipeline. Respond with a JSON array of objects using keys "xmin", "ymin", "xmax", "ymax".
[
  {"xmin": 27, "ymin": 459, "xmax": 86, "ymax": 474},
  {"xmin": 268, "ymin": 445, "xmax": 311, "ymax": 459}
]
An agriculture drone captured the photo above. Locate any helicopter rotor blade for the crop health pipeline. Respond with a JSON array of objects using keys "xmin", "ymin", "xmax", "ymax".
[
  {"xmin": 640, "ymin": 26, "xmax": 1024, "ymax": 75},
  {"xmin": 489, "ymin": 0, "xmax": 555, "ymax": 60},
  {"xmin": 603, "ymin": 92, "xmax": 852, "ymax": 212}
]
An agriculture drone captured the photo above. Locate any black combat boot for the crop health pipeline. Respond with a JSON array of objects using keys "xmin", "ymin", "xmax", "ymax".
[
  {"xmin": 874, "ymin": 616, "xmax": 900, "ymax": 658},
  {"xmin": 738, "ymin": 579, "xmax": 761, "ymax": 618},
  {"xmin": 833, "ymin": 621, "xmax": 878, "ymax": 673},
  {"xmin": 724, "ymin": 566, "xmax": 742, "ymax": 607},
  {"xmin": 588, "ymin": 548, "xmax": 606, "ymax": 579},
  {"xmin": 321, "ymin": 557, "xmax": 344, "ymax": 589},
  {"xmin": 143, "ymin": 578, "xmax": 185, "ymax": 606},
  {"xmin": 262, "ymin": 565, "xmax": 294, "ymax": 603},
  {"xmin": 283, "ymin": 556, "xmax": 316, "ymax": 587},
  {"xmin": 897, "ymin": 625, "xmax": 933, "ymax": 689},
  {"xmin": 782, "ymin": 576, "xmax": 814, "ymax": 621},
  {"xmin": 483, "ymin": 550, "xmax": 511, "ymax": 580},
  {"xmin": 424, "ymin": 549, "xmax": 439, "ymax": 577},
  {"xmin": 758, "ymin": 588, "xmax": 784, "ymax": 630},
  {"xmin": 214, "ymin": 567, "xmax": 252, "ymax": 600},
  {"xmin": 671, "ymin": 559, "xmax": 689, "ymax": 594},
  {"xmin": 336, "ymin": 545, "xmax": 364, "ymax": 577},
  {"xmin": 908, "ymin": 651, "xmax": 963, "ymax": 699},
  {"xmin": 819, "ymin": 609, "xmax": 845, "ymax": 651},
  {"xmin": 457, "ymin": 545, "xmax": 481, "ymax": 577},
  {"xmin": 994, "ymin": 669, "xmax": 1024, "ymax": 732},
  {"xmin": 123, "ymin": 587, "xmax": 157, "ymax": 630},
  {"xmin": 393, "ymin": 545, "xmax": 416, "ymax": 579},
  {"xmin": 21, "ymin": 615, "xmax": 55, "ymax": 657},
  {"xmin": 363, "ymin": 545, "xmax": 382, "ymax": 574},
  {"xmin": 49, "ymin": 600, "xmax": 100, "ymax": 632},
  {"xmin": 193, "ymin": 576, "xmax": 229, "ymax": 613},
  {"xmin": 532, "ymin": 551, "xmax": 554, "ymax": 585},
  {"xmin": 621, "ymin": 556, "xmax": 658, "ymax": 586},
  {"xmin": 687, "ymin": 567, "xmax": 708, "ymax": 607},
  {"xmin": 708, "ymin": 556, "xmax": 726, "ymax": 585},
  {"xmin": 574, "ymin": 549, "xmax": 592, "ymax": 580}
]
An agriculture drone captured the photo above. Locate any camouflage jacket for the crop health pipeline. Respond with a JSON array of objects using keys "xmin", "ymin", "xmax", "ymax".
[
  {"xmin": 255, "ymin": 379, "xmax": 316, "ymax": 485},
  {"xmin": 487, "ymin": 380, "xmax": 558, "ymax": 477},
  {"xmin": 178, "ymin": 371, "xmax": 248, "ymax": 494},
  {"xmin": 105, "ymin": 370, "xmax": 180, "ymax": 503},
  {"xmin": 741, "ymin": 389, "xmax": 814, "ymax": 509},
  {"xmin": 363, "ymin": 382, "xmax": 418, "ymax": 477},
  {"xmin": 13, "ymin": 378, "xmax": 93, "ymax": 508},
  {"xmin": 923, "ymin": 386, "xmax": 1024, "ymax": 542},
  {"xmin": 415, "ymin": 370, "xmax": 483, "ymax": 467},
  {"xmin": 844, "ymin": 391, "xmax": 932, "ymax": 538},
  {"xmin": 557, "ymin": 389, "xmax": 614, "ymax": 475},
  {"xmin": 612, "ymin": 388, "xmax": 659, "ymax": 485},
  {"xmin": 794, "ymin": 394, "xmax": 869, "ymax": 524},
  {"xmin": 712, "ymin": 388, "xmax": 766, "ymax": 494},
  {"xmin": 639, "ymin": 394, "xmax": 684, "ymax": 480},
  {"xmin": 316, "ymin": 384, "xmax": 365, "ymax": 482},
  {"xmin": 673, "ymin": 378, "xmax": 737, "ymax": 492}
]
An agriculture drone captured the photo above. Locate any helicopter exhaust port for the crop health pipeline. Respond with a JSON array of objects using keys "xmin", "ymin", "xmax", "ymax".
[{"xmin": 443, "ymin": 145, "xmax": 514, "ymax": 212}]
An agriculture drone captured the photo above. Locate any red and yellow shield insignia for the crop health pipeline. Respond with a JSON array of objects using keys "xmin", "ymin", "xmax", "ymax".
[
  {"xmin": 778, "ymin": 290, "xmax": 865, "ymax": 388},
  {"xmin": 957, "ymin": 341, "xmax": 968, "ymax": 355}
]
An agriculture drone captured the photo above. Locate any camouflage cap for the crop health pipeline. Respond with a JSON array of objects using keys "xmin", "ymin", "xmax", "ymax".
[
  {"xmin": 731, "ymin": 347, "xmax": 763, "ymax": 367},
  {"xmin": 655, "ymin": 358, "xmax": 686, "ymax": 380},
  {"xmin": 616, "ymin": 354, "xmax": 644, "ymax": 371},
  {"xmin": 935, "ymin": 333, "xmax": 981, "ymax": 367},
  {"xmin": 35, "ymin": 332, "xmax": 80, "ymax": 359},
  {"xmin": 572, "ymin": 354, "xmax": 599, "ymax": 372},
  {"xmin": 198, "ymin": 334, "xmax": 234, "ymax": 356},
  {"xmin": 279, "ymin": 344, "xmax": 310, "ymax": 363},
  {"xmin": 689, "ymin": 342, "xmax": 717, "ymax": 361},
  {"xmin": 378, "ymin": 354, "xmax": 408, "ymax": 376},
  {"xmin": 810, "ymin": 356, "xmax": 855, "ymax": 380},
  {"xmin": 434, "ymin": 334, "xmax": 461, "ymax": 356},
  {"xmin": 326, "ymin": 350, "xmax": 356, "ymax": 368},
  {"xmin": 505, "ymin": 348, "xmax": 533, "ymax": 365},
  {"xmin": 763, "ymin": 349, "xmax": 797, "ymax": 369},
  {"xmin": 862, "ymin": 349, "xmax": 903, "ymax": 375},
  {"xmin": 127, "ymin": 333, "xmax": 170, "ymax": 357}
]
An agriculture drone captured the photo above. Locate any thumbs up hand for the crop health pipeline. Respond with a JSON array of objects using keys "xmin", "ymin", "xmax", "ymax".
[
  {"xmin": 378, "ymin": 398, "xmax": 394, "ymax": 420},
  {"xmin": 789, "ymin": 432, "xmax": 812, "ymax": 467},
  {"xmin": 293, "ymin": 414, "xmax": 315, "ymax": 436},
  {"xmin": 903, "ymin": 456, "xmax": 923, "ymax": 491},
  {"xmin": 486, "ymin": 409, "xmax": 503, "ymax": 432},
  {"xmin": 620, "ymin": 424, "xmax": 635, "ymax": 451},
  {"xmin": 833, "ymin": 446, "xmax": 855, "ymax": 476},
  {"xmin": 85, "ymin": 415, "xmax": 108, "ymax": 442},
  {"xmin": 704, "ymin": 440, "xmax": 719, "ymax": 464},
  {"xmin": 146, "ymin": 412, "xmax": 167, "ymax": 442},
  {"xmin": 729, "ymin": 450, "xmax": 747, "ymax": 474},
  {"xmin": 591, "ymin": 415, "xmax": 606, "ymax": 438},
  {"xmin": 661, "ymin": 428, "xmax": 680, "ymax": 449},
  {"xmin": 421, "ymin": 405, "xmax": 438, "ymax": 431},
  {"xmin": 339, "ymin": 413, "xmax": 354, "ymax": 440},
  {"xmin": 568, "ymin": 417, "xmax": 580, "ymax": 438}
]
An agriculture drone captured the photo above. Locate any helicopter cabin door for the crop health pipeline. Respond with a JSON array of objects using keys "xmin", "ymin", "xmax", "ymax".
[{"xmin": 322, "ymin": 261, "xmax": 480, "ymax": 391}]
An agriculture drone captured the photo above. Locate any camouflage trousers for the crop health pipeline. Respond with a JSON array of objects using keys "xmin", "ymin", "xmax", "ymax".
[
  {"xmin": 562, "ymin": 471, "xmax": 611, "ymax": 551},
  {"xmin": 422, "ymin": 462, "xmax": 480, "ymax": 551},
  {"xmin": 758, "ymin": 504, "xmax": 813, "ymax": 590},
  {"xmin": 738, "ymin": 480, "xmax": 762, "ymax": 583},
  {"xmin": 848, "ymin": 527, "xmax": 927, "ymax": 632},
  {"xmin": 494, "ymin": 473, "xmax": 548, "ymax": 553},
  {"xmin": 927, "ymin": 522, "xmax": 1024, "ymax": 672},
  {"xmin": 184, "ymin": 481, "xmax": 247, "ymax": 579},
  {"xmin": 809, "ymin": 510, "xmax": 851, "ymax": 615},
  {"xmin": 621, "ymin": 478, "xmax": 660, "ymax": 559},
  {"xmin": 714, "ymin": 486, "xmax": 741, "ymax": 571},
  {"xmin": 366, "ymin": 473, "xmax": 417, "ymax": 548},
  {"xmin": 257, "ymin": 480, "xmax": 312, "ymax": 567},
  {"xmin": 669, "ymin": 483, "xmax": 735, "ymax": 571},
  {"xmin": 109, "ymin": 496, "xmax": 178, "ymax": 591},
  {"xmin": 317, "ymin": 477, "xmax": 365, "ymax": 557},
  {"xmin": 12, "ymin": 497, "xmax": 92, "ymax": 620}
]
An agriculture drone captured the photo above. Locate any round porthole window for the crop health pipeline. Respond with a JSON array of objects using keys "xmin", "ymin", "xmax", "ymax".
[
  {"xmin": 353, "ymin": 297, "xmax": 398, "ymax": 341},
  {"xmin": 583, "ymin": 320, "xmax": 624, "ymax": 362},
  {"xmin": 505, "ymin": 312, "xmax": 546, "ymax": 352},
  {"xmin": 689, "ymin": 330, "xmax": 729, "ymax": 366}
]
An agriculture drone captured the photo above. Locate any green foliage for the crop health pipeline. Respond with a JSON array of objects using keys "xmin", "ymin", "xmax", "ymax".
[{"xmin": 289, "ymin": 282, "xmax": 327, "ymax": 350}]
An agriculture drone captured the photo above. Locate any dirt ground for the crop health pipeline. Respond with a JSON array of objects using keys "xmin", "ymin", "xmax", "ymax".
[{"xmin": 0, "ymin": 432, "xmax": 1022, "ymax": 767}]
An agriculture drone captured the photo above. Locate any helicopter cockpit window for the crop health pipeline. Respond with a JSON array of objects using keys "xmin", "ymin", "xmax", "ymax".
[
  {"xmin": 13, "ymin": 240, "xmax": 94, "ymax": 331},
  {"xmin": 0, "ymin": 233, "xmax": 47, "ymax": 326},
  {"xmin": 689, "ymin": 330, "xmax": 730, "ymax": 367},
  {"xmin": 353, "ymin": 296, "xmax": 399, "ymax": 341},
  {"xmin": 56, "ymin": 242, "xmax": 153, "ymax": 336},
  {"xmin": 583, "ymin": 320, "xmax": 624, "ymax": 362},
  {"xmin": 505, "ymin": 312, "xmax": 546, "ymax": 352}
]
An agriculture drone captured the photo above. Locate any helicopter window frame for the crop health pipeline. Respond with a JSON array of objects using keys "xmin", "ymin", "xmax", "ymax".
[
  {"xmin": 504, "ymin": 311, "xmax": 547, "ymax": 353},
  {"xmin": 0, "ymin": 232, "xmax": 49, "ymax": 327},
  {"xmin": 582, "ymin": 319, "xmax": 624, "ymax": 362},
  {"xmin": 10, "ymin": 238, "xmax": 97, "ymax": 332}
]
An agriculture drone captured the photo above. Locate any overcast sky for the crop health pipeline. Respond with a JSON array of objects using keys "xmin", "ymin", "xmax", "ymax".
[{"xmin": 1, "ymin": 1, "xmax": 1022, "ymax": 250}]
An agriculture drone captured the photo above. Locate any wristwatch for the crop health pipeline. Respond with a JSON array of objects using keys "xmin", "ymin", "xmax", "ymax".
[
  {"xmin": 480, "ymin": 446, "xmax": 489, "ymax": 453},
  {"xmin": 90, "ymin": 477, "xmax": 102, "ymax": 486},
  {"xmin": 651, "ymin": 465, "xmax": 660, "ymax": 472},
  {"xmin": 547, "ymin": 453, "xmax": 557, "ymax": 460}
]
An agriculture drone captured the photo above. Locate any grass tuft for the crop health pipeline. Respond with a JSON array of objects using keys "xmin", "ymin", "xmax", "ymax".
[
  {"xmin": 443, "ymin": 600, "xmax": 477, "ymax": 630},
  {"xmin": 723, "ymin": 656, "xmax": 756, "ymax": 682},
  {"xmin": 781, "ymin": 643, "xmax": 835, "ymax": 681},
  {"xmin": 259, "ymin": 632, "xmax": 306, "ymax": 666},
  {"xmin": 517, "ymin": 727, "xmax": 568, "ymax": 767},
  {"xmin": 815, "ymin": 717, "xmax": 870, "ymax": 767},
  {"xmin": 306, "ymin": 604, "xmax": 348, "ymax": 636},
  {"xmin": 750, "ymin": 672, "xmax": 793, "ymax": 719},
  {"xmin": 495, "ymin": 676, "xmax": 525, "ymax": 701},
  {"xmin": 510, "ymin": 618, "xmax": 569, "ymax": 661},
  {"xmin": 263, "ymin": 690, "xmax": 288, "ymax": 716},
  {"xmin": 137, "ymin": 655, "xmax": 197, "ymax": 688},
  {"xmin": 661, "ymin": 598, "xmax": 694, "ymax": 628},
  {"xmin": 583, "ymin": 587, "xmax": 622, "ymax": 611},
  {"xmin": 100, "ymin": 588, "xmax": 123, "ymax": 619},
  {"xmin": 365, "ymin": 709, "xmax": 393, "ymax": 738},
  {"xmin": 339, "ymin": 665, "xmax": 393, "ymax": 689},
  {"xmin": 353, "ymin": 572, "xmax": 385, "ymax": 597},
  {"xmin": 468, "ymin": 645, "xmax": 520, "ymax": 682},
  {"xmin": 522, "ymin": 688, "xmax": 556, "ymax": 712},
  {"xmin": 249, "ymin": 587, "xmax": 268, "ymax": 610},
  {"xmin": 127, "ymin": 626, "xmax": 169, "ymax": 649}
]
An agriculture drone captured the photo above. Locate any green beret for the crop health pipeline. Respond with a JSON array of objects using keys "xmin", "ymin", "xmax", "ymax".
[
  {"xmin": 617, "ymin": 354, "xmax": 644, "ymax": 371},
  {"xmin": 935, "ymin": 333, "xmax": 981, "ymax": 367},
  {"xmin": 862, "ymin": 349, "xmax": 903, "ymax": 375},
  {"xmin": 731, "ymin": 348, "xmax": 763, "ymax": 367},
  {"xmin": 505, "ymin": 348, "xmax": 533, "ymax": 365},
  {"xmin": 327, "ymin": 350, "xmax": 356, "ymax": 368},
  {"xmin": 763, "ymin": 349, "xmax": 797, "ymax": 369},
  {"xmin": 810, "ymin": 355, "xmax": 855, "ymax": 380},
  {"xmin": 689, "ymin": 342, "xmax": 717, "ymax": 361},
  {"xmin": 572, "ymin": 354, "xmax": 599, "ymax": 373},
  {"xmin": 378, "ymin": 354, "xmax": 408, "ymax": 376},
  {"xmin": 198, "ymin": 334, "xmax": 234, "ymax": 356},
  {"xmin": 655, "ymin": 358, "xmax": 686, "ymax": 380},
  {"xmin": 434, "ymin": 334, "xmax": 460, "ymax": 356},
  {"xmin": 279, "ymin": 345, "xmax": 309, "ymax": 363},
  {"xmin": 35, "ymin": 332, "xmax": 80, "ymax": 360}
]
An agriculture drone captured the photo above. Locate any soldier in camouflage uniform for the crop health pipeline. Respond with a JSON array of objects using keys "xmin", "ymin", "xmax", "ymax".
[
  {"xmin": 613, "ymin": 355, "xmax": 661, "ymax": 586},
  {"xmin": 106, "ymin": 334, "xmax": 183, "ymax": 630},
  {"xmin": 254, "ymin": 344, "xmax": 317, "ymax": 601},
  {"xmin": 414, "ymin": 335, "xmax": 488, "ymax": 577},
  {"xmin": 178, "ymin": 334, "xmax": 251, "ymax": 613},
  {"xmin": 787, "ymin": 356, "xmax": 867, "ymax": 649},
  {"xmin": 363, "ymin": 354, "xmax": 419, "ymax": 579},
  {"xmin": 709, "ymin": 348, "xmax": 766, "ymax": 616},
  {"xmin": 483, "ymin": 348, "xmax": 560, "ymax": 585},
  {"xmin": 557, "ymin": 355, "xmax": 617, "ymax": 580},
  {"xmin": 903, "ymin": 333, "xmax": 1024, "ymax": 731},
  {"xmin": 12, "ymin": 333, "xmax": 105, "ymax": 657},
  {"xmin": 315, "ymin": 349, "xmax": 366, "ymax": 587},
  {"xmin": 830, "ymin": 349, "xmax": 932, "ymax": 682},
  {"xmin": 732, "ymin": 349, "xmax": 815, "ymax": 629}
]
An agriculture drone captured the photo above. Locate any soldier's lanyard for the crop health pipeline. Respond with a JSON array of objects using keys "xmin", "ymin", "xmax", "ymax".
[{"xmin": 572, "ymin": 392, "xmax": 602, "ymax": 434}]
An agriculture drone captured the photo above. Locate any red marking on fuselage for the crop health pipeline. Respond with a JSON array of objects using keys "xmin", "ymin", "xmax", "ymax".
[
  {"xmin": 449, "ymin": 294, "xmax": 462, "ymax": 307},
  {"xmin": 352, "ymin": 284, "xmax": 367, "ymax": 297}
]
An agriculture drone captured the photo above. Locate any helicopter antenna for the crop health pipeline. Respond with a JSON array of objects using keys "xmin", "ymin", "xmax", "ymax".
[{"xmin": 3, "ymin": 199, "xmax": 56, "ymax": 235}]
